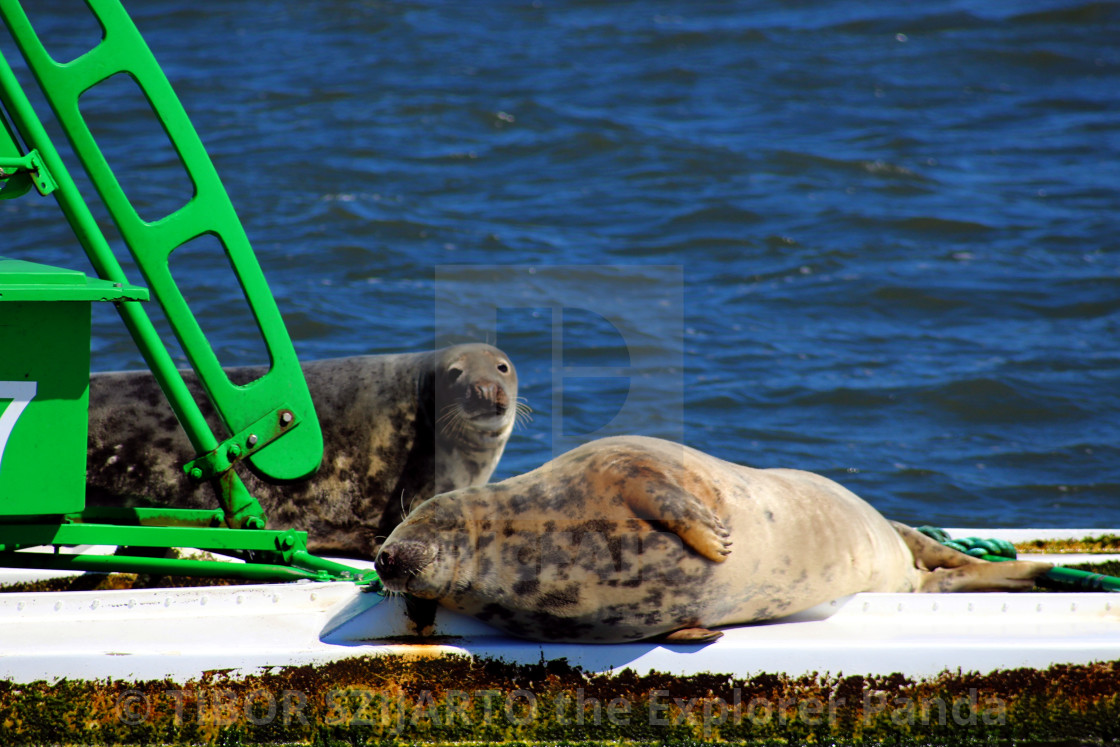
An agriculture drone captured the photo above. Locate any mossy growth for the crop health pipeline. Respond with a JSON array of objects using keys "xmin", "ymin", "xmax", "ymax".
[
  {"xmin": 0, "ymin": 655, "xmax": 1117, "ymax": 746},
  {"xmin": 1017, "ymin": 533, "xmax": 1120, "ymax": 554},
  {"xmin": 1066, "ymin": 559, "xmax": 1120, "ymax": 578}
]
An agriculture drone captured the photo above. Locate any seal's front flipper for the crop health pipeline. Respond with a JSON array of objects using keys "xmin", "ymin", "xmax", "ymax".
[
  {"xmin": 918, "ymin": 560, "xmax": 1053, "ymax": 593},
  {"xmin": 404, "ymin": 594, "xmax": 439, "ymax": 636},
  {"xmin": 659, "ymin": 627, "xmax": 724, "ymax": 643},
  {"xmin": 622, "ymin": 480, "xmax": 732, "ymax": 563}
]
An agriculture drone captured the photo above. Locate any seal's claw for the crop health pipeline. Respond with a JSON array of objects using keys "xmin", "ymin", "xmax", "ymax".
[{"xmin": 685, "ymin": 526, "xmax": 734, "ymax": 563}]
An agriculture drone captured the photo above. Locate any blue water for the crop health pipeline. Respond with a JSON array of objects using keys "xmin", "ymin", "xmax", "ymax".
[{"xmin": 3, "ymin": 1, "xmax": 1119, "ymax": 528}]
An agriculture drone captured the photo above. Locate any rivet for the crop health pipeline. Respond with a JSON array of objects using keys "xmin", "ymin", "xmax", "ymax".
[
  {"xmin": 280, "ymin": 411, "xmax": 294, "ymax": 426},
  {"xmin": 247, "ymin": 434, "xmax": 259, "ymax": 447}
]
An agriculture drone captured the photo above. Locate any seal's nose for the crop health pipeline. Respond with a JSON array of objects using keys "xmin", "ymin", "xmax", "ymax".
[
  {"xmin": 374, "ymin": 540, "xmax": 433, "ymax": 588},
  {"xmin": 373, "ymin": 546, "xmax": 402, "ymax": 582},
  {"xmin": 468, "ymin": 378, "xmax": 508, "ymax": 415}
]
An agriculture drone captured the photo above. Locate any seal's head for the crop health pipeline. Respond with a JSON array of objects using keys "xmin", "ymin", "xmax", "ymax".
[
  {"xmin": 374, "ymin": 489, "xmax": 485, "ymax": 599},
  {"xmin": 433, "ymin": 343, "xmax": 524, "ymax": 448},
  {"xmin": 374, "ymin": 438, "xmax": 735, "ymax": 642}
]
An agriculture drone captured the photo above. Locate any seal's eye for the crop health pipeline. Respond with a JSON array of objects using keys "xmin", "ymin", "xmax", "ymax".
[
  {"xmin": 448, "ymin": 367, "xmax": 463, "ymax": 382},
  {"xmin": 497, "ymin": 362, "xmax": 509, "ymax": 374}
]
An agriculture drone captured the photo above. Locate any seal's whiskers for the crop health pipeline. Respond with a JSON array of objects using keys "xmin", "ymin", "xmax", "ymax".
[
  {"xmin": 515, "ymin": 398, "xmax": 534, "ymax": 429},
  {"xmin": 437, "ymin": 403, "xmax": 470, "ymax": 441}
]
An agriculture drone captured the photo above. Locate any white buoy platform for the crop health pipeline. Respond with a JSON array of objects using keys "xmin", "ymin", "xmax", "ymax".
[{"xmin": 1, "ymin": 529, "xmax": 1116, "ymax": 684}]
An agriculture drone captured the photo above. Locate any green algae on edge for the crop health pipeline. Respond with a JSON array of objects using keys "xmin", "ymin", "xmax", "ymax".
[
  {"xmin": 1, "ymin": 655, "xmax": 1118, "ymax": 746},
  {"xmin": 1016, "ymin": 533, "xmax": 1120, "ymax": 554}
]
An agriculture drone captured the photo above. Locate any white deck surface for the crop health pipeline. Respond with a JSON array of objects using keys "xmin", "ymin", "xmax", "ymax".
[{"xmin": 0, "ymin": 528, "xmax": 1117, "ymax": 683}]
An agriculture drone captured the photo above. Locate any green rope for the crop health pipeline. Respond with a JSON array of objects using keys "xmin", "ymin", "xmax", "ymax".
[
  {"xmin": 916, "ymin": 526, "xmax": 1120, "ymax": 593},
  {"xmin": 916, "ymin": 526, "xmax": 1017, "ymax": 559}
]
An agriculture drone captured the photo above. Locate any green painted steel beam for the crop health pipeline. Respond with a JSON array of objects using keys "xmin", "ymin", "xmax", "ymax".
[
  {"xmin": 0, "ymin": 521, "xmax": 309, "ymax": 555},
  {"xmin": 0, "ymin": 510, "xmax": 381, "ymax": 584},
  {"xmin": 289, "ymin": 550, "xmax": 382, "ymax": 588},
  {"xmin": 0, "ymin": 549, "xmax": 330, "ymax": 582},
  {"xmin": 67, "ymin": 506, "xmax": 227, "ymax": 528}
]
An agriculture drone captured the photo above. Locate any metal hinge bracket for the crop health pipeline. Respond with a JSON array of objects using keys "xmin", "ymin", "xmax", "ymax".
[
  {"xmin": 183, "ymin": 406, "xmax": 301, "ymax": 483},
  {"xmin": 0, "ymin": 149, "xmax": 57, "ymax": 197}
]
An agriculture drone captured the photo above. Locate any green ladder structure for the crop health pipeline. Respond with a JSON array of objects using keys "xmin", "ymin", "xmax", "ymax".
[{"xmin": 0, "ymin": 1, "xmax": 376, "ymax": 585}]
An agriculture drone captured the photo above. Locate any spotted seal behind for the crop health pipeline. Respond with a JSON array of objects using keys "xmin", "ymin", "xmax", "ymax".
[
  {"xmin": 87, "ymin": 343, "xmax": 523, "ymax": 558},
  {"xmin": 374, "ymin": 435, "xmax": 1051, "ymax": 642}
]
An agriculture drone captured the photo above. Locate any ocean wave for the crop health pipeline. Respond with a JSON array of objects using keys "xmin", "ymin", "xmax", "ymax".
[{"xmin": 917, "ymin": 377, "xmax": 1085, "ymax": 424}]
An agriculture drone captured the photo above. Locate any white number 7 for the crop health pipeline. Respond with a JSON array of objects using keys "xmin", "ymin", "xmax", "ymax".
[{"xmin": 0, "ymin": 381, "xmax": 37, "ymax": 475}]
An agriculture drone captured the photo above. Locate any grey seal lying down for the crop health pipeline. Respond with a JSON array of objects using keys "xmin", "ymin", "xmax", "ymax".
[{"xmin": 375, "ymin": 435, "xmax": 1051, "ymax": 642}]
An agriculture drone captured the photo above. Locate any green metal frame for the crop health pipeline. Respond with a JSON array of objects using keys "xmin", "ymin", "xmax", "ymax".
[
  {"xmin": 0, "ymin": 1, "xmax": 377, "ymax": 586},
  {"xmin": 0, "ymin": 508, "xmax": 371, "ymax": 582}
]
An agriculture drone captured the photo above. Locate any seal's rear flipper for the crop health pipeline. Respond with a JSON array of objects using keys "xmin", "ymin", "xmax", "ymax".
[
  {"xmin": 890, "ymin": 521, "xmax": 1052, "ymax": 592},
  {"xmin": 890, "ymin": 521, "xmax": 982, "ymax": 570},
  {"xmin": 659, "ymin": 627, "xmax": 724, "ymax": 643},
  {"xmin": 918, "ymin": 560, "xmax": 1053, "ymax": 593}
]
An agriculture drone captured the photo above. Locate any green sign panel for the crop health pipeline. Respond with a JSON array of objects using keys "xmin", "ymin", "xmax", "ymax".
[{"xmin": 0, "ymin": 257, "xmax": 146, "ymax": 515}]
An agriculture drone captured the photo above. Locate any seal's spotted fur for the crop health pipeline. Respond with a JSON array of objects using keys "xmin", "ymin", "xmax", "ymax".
[
  {"xmin": 87, "ymin": 343, "xmax": 520, "ymax": 558},
  {"xmin": 375, "ymin": 435, "xmax": 1051, "ymax": 642}
]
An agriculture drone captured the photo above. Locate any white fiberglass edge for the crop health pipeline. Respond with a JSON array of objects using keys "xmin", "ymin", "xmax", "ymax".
[{"xmin": 0, "ymin": 531, "xmax": 1116, "ymax": 684}]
